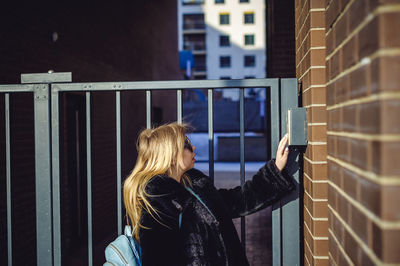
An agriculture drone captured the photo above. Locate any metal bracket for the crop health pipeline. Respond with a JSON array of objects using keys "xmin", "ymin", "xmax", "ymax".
[
  {"xmin": 287, "ymin": 107, "xmax": 307, "ymax": 146},
  {"xmin": 21, "ymin": 72, "xmax": 72, "ymax": 84},
  {"xmin": 33, "ymin": 85, "xmax": 49, "ymax": 101}
]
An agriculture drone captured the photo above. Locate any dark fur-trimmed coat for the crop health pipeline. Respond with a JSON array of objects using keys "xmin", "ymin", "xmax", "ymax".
[{"xmin": 139, "ymin": 160, "xmax": 295, "ymax": 265}]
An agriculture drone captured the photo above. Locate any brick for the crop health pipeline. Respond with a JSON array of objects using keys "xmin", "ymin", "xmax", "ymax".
[
  {"xmin": 310, "ymin": 48, "xmax": 326, "ymax": 66},
  {"xmin": 330, "ymin": 209, "xmax": 345, "ymax": 245},
  {"xmin": 344, "ymin": 228, "xmax": 361, "ymax": 264},
  {"xmin": 328, "ymin": 182, "xmax": 338, "ymax": 210},
  {"xmin": 329, "ymin": 234, "xmax": 339, "ymax": 264},
  {"xmin": 307, "ymin": 144, "xmax": 328, "ymax": 161},
  {"xmin": 372, "ymin": 141, "xmax": 400, "ymax": 176},
  {"xmin": 311, "ymin": 67, "xmax": 326, "ymax": 85},
  {"xmin": 381, "ymin": 99, "xmax": 400, "ymax": 134},
  {"xmin": 326, "ymin": 0, "xmax": 340, "ymax": 29},
  {"xmin": 337, "ymin": 136, "xmax": 350, "ymax": 162},
  {"xmin": 337, "ymin": 192, "xmax": 350, "ymax": 223},
  {"xmin": 358, "ymin": 16, "xmax": 379, "ymax": 59},
  {"xmin": 381, "ymin": 184, "xmax": 400, "ymax": 221},
  {"xmin": 314, "ymin": 219, "xmax": 329, "ymax": 237},
  {"xmin": 340, "ymin": 0, "xmax": 351, "ymax": 11},
  {"xmin": 309, "ymin": 124, "xmax": 327, "ymax": 142},
  {"xmin": 326, "ymin": 81, "xmax": 335, "ymax": 106},
  {"xmin": 371, "ymin": 55, "xmax": 400, "ymax": 93},
  {"xmin": 335, "ymin": 11, "xmax": 348, "ymax": 47},
  {"xmin": 348, "ymin": 0, "xmax": 368, "ymax": 33},
  {"xmin": 327, "ymin": 134, "xmax": 336, "ymax": 156},
  {"xmin": 342, "ymin": 105, "xmax": 357, "ymax": 132},
  {"xmin": 350, "ymin": 138, "xmax": 370, "ymax": 170},
  {"xmin": 342, "ymin": 34, "xmax": 358, "ymax": 70},
  {"xmin": 311, "ymin": 11, "xmax": 326, "ymax": 28},
  {"xmin": 337, "ymin": 249, "xmax": 352, "ymax": 266},
  {"xmin": 381, "ymin": 12, "xmax": 400, "ymax": 48},
  {"xmin": 342, "ymin": 167, "xmax": 359, "ymax": 201},
  {"xmin": 328, "ymin": 160, "xmax": 342, "ymax": 188},
  {"xmin": 350, "ymin": 204, "xmax": 370, "ymax": 244},
  {"xmin": 306, "ymin": 192, "xmax": 329, "ymax": 217},
  {"xmin": 330, "ymin": 49, "xmax": 341, "ymax": 79},
  {"xmin": 327, "ymin": 108, "xmax": 342, "ymax": 131},
  {"xmin": 360, "ymin": 248, "xmax": 376, "ymax": 266},
  {"xmin": 360, "ymin": 177, "xmax": 380, "ymax": 215},
  {"xmin": 309, "ymin": 105, "xmax": 327, "ymax": 123},
  {"xmin": 313, "ymin": 180, "xmax": 329, "ymax": 199},
  {"xmin": 304, "ymin": 159, "xmax": 328, "ymax": 180},
  {"xmin": 311, "ymin": 29, "xmax": 326, "ymax": 47},
  {"xmin": 358, "ymin": 101, "xmax": 379, "ymax": 134},
  {"xmin": 334, "ymin": 75, "xmax": 349, "ymax": 104},
  {"xmin": 326, "ymin": 28, "xmax": 335, "ymax": 56},
  {"xmin": 311, "ymin": 0, "xmax": 326, "ymax": 8},
  {"xmin": 349, "ymin": 65, "xmax": 368, "ymax": 99},
  {"xmin": 372, "ymin": 223, "xmax": 400, "ymax": 263}
]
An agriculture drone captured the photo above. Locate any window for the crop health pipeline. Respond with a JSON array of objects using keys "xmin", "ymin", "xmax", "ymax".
[
  {"xmin": 220, "ymin": 13, "xmax": 230, "ymax": 25},
  {"xmin": 215, "ymin": 0, "xmax": 225, "ymax": 3},
  {"xmin": 220, "ymin": 56, "xmax": 231, "ymax": 68},
  {"xmin": 244, "ymin": 76, "xmax": 255, "ymax": 79},
  {"xmin": 244, "ymin": 34, "xmax": 254, "ymax": 45},
  {"xmin": 240, "ymin": 0, "xmax": 249, "ymax": 2},
  {"xmin": 244, "ymin": 55, "xmax": 255, "ymax": 67},
  {"xmin": 184, "ymin": 34, "xmax": 206, "ymax": 50},
  {"xmin": 244, "ymin": 12, "xmax": 254, "ymax": 24},
  {"xmin": 183, "ymin": 14, "xmax": 205, "ymax": 30},
  {"xmin": 220, "ymin": 76, "xmax": 231, "ymax": 79},
  {"xmin": 219, "ymin": 35, "xmax": 230, "ymax": 47}
]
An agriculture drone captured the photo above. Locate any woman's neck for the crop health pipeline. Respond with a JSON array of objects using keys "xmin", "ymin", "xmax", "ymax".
[{"xmin": 170, "ymin": 168, "xmax": 183, "ymax": 183}]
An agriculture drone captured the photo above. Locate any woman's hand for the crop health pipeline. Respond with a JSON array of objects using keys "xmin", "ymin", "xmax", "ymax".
[{"xmin": 275, "ymin": 134, "xmax": 289, "ymax": 172}]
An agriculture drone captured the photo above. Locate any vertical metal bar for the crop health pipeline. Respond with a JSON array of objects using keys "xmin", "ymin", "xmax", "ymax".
[
  {"xmin": 280, "ymin": 79, "xmax": 300, "ymax": 266},
  {"xmin": 177, "ymin": 89, "xmax": 182, "ymax": 124},
  {"xmin": 146, "ymin": 90, "xmax": 151, "ymax": 129},
  {"xmin": 34, "ymin": 84, "xmax": 53, "ymax": 266},
  {"xmin": 239, "ymin": 88, "xmax": 246, "ymax": 247},
  {"xmin": 116, "ymin": 92, "xmax": 122, "ymax": 234},
  {"xmin": 51, "ymin": 87, "xmax": 61, "ymax": 266},
  {"xmin": 270, "ymin": 79, "xmax": 282, "ymax": 266},
  {"xmin": 5, "ymin": 93, "xmax": 12, "ymax": 266},
  {"xmin": 207, "ymin": 89, "xmax": 214, "ymax": 182},
  {"xmin": 86, "ymin": 92, "xmax": 93, "ymax": 266}
]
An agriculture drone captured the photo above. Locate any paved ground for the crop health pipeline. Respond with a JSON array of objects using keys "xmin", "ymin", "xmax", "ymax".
[{"xmin": 198, "ymin": 163, "xmax": 273, "ymax": 266}]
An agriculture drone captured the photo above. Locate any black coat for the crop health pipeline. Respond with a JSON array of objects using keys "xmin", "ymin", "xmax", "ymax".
[{"xmin": 139, "ymin": 160, "xmax": 295, "ymax": 266}]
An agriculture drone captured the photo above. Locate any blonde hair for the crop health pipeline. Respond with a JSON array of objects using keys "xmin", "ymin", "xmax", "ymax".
[{"xmin": 123, "ymin": 122, "xmax": 191, "ymax": 240}]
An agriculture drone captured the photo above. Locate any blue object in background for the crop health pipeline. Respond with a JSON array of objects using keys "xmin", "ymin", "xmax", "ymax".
[{"xmin": 179, "ymin": 51, "xmax": 195, "ymax": 70}]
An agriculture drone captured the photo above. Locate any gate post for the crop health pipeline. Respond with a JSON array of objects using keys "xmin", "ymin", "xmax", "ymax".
[
  {"xmin": 24, "ymin": 72, "xmax": 72, "ymax": 266},
  {"xmin": 33, "ymin": 84, "xmax": 53, "ymax": 266},
  {"xmin": 271, "ymin": 78, "xmax": 303, "ymax": 266}
]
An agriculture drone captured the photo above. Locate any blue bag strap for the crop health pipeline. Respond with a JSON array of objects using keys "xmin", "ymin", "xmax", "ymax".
[{"xmin": 185, "ymin": 186, "xmax": 216, "ymax": 220}]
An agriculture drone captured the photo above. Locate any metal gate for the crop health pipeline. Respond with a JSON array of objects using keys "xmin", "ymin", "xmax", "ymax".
[{"xmin": 1, "ymin": 73, "xmax": 303, "ymax": 265}]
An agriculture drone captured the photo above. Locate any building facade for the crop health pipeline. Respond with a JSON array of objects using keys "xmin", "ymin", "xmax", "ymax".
[{"xmin": 178, "ymin": 0, "xmax": 266, "ymax": 100}]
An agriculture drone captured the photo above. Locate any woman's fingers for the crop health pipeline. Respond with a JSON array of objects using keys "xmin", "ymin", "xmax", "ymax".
[{"xmin": 278, "ymin": 134, "xmax": 288, "ymax": 155}]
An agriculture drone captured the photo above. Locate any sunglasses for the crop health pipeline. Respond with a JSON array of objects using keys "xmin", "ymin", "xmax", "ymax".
[{"xmin": 184, "ymin": 136, "xmax": 193, "ymax": 152}]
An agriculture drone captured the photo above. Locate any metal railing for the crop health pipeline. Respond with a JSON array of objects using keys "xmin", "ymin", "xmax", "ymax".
[{"xmin": 1, "ymin": 74, "xmax": 301, "ymax": 266}]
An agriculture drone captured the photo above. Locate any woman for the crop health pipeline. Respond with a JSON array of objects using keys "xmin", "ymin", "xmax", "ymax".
[{"xmin": 123, "ymin": 123, "xmax": 294, "ymax": 265}]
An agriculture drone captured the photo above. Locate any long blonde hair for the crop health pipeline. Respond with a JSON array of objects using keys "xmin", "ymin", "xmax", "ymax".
[{"xmin": 123, "ymin": 123, "xmax": 191, "ymax": 240}]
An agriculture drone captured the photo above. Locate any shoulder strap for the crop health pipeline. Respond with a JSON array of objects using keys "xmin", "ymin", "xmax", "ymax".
[{"xmin": 185, "ymin": 186, "xmax": 216, "ymax": 219}]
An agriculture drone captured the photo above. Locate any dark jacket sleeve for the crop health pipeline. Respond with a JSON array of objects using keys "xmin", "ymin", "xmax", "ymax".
[
  {"xmin": 218, "ymin": 160, "xmax": 295, "ymax": 218},
  {"xmin": 139, "ymin": 179, "xmax": 183, "ymax": 266}
]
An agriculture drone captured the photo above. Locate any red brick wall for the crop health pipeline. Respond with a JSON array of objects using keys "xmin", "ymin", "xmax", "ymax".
[
  {"xmin": 326, "ymin": 0, "xmax": 400, "ymax": 264},
  {"xmin": 297, "ymin": 0, "xmax": 400, "ymax": 264},
  {"xmin": 267, "ymin": 0, "xmax": 296, "ymax": 78},
  {"xmin": 295, "ymin": 0, "xmax": 329, "ymax": 265}
]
